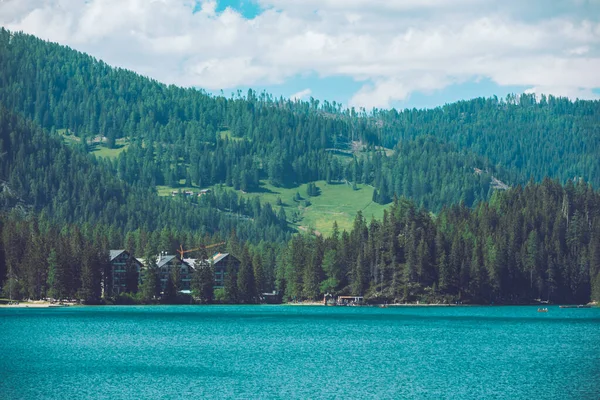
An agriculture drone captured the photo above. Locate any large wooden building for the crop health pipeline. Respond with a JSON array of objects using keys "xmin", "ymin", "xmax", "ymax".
[
  {"xmin": 108, "ymin": 250, "xmax": 143, "ymax": 296},
  {"xmin": 209, "ymin": 252, "xmax": 240, "ymax": 289},
  {"xmin": 156, "ymin": 254, "xmax": 193, "ymax": 292},
  {"xmin": 107, "ymin": 250, "xmax": 240, "ymax": 296}
]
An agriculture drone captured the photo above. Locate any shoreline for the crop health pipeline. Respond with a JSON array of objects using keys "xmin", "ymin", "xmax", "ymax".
[
  {"xmin": 1, "ymin": 300, "xmax": 597, "ymax": 308},
  {"xmin": 0, "ymin": 301, "xmax": 78, "ymax": 308}
]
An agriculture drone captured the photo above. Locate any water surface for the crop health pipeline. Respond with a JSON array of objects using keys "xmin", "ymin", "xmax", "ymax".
[{"xmin": 1, "ymin": 305, "xmax": 599, "ymax": 399}]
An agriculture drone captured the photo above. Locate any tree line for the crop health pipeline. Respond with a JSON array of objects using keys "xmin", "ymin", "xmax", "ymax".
[
  {"xmin": 276, "ymin": 179, "xmax": 600, "ymax": 304},
  {"xmin": 2, "ymin": 179, "xmax": 599, "ymax": 304},
  {"xmin": 0, "ymin": 29, "xmax": 599, "ymax": 304},
  {"xmin": 0, "ymin": 208, "xmax": 282, "ymax": 304}
]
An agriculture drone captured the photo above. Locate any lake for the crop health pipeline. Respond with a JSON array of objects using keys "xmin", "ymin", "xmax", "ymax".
[{"xmin": 1, "ymin": 305, "xmax": 599, "ymax": 399}]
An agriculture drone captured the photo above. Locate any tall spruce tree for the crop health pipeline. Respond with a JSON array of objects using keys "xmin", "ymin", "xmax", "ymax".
[{"xmin": 237, "ymin": 246, "xmax": 256, "ymax": 303}]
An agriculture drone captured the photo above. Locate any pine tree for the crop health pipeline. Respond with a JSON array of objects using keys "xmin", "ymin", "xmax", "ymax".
[
  {"xmin": 277, "ymin": 206, "xmax": 287, "ymax": 229},
  {"xmin": 47, "ymin": 249, "xmax": 66, "ymax": 300},
  {"xmin": 78, "ymin": 248, "xmax": 102, "ymax": 303},
  {"xmin": 125, "ymin": 260, "xmax": 139, "ymax": 294},
  {"xmin": 224, "ymin": 265, "xmax": 239, "ymax": 304},
  {"xmin": 253, "ymin": 253, "xmax": 265, "ymax": 296},
  {"xmin": 320, "ymin": 249, "xmax": 340, "ymax": 294},
  {"xmin": 139, "ymin": 266, "xmax": 159, "ymax": 303},
  {"xmin": 192, "ymin": 261, "xmax": 214, "ymax": 304},
  {"xmin": 302, "ymin": 254, "xmax": 320, "ymax": 300},
  {"xmin": 162, "ymin": 273, "xmax": 178, "ymax": 304},
  {"xmin": 352, "ymin": 250, "xmax": 369, "ymax": 295},
  {"xmin": 237, "ymin": 246, "xmax": 256, "ymax": 303},
  {"xmin": 590, "ymin": 225, "xmax": 600, "ymax": 302}
]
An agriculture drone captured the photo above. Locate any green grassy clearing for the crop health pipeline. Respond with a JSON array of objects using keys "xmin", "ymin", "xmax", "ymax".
[
  {"xmin": 57, "ymin": 128, "xmax": 130, "ymax": 159},
  {"xmin": 90, "ymin": 140, "xmax": 129, "ymax": 159},
  {"xmin": 157, "ymin": 179, "xmax": 388, "ymax": 236},
  {"xmin": 241, "ymin": 180, "xmax": 387, "ymax": 236},
  {"xmin": 219, "ymin": 130, "xmax": 244, "ymax": 142},
  {"xmin": 156, "ymin": 185, "xmax": 201, "ymax": 196},
  {"xmin": 57, "ymin": 128, "xmax": 80, "ymax": 145}
]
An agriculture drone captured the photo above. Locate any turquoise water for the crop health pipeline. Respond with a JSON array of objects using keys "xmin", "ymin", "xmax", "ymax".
[{"xmin": 1, "ymin": 305, "xmax": 599, "ymax": 399}]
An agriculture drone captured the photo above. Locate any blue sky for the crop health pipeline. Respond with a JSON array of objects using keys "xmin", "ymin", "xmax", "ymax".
[
  {"xmin": 1, "ymin": 0, "xmax": 599, "ymax": 110},
  {"xmin": 228, "ymin": 75, "xmax": 534, "ymax": 111}
]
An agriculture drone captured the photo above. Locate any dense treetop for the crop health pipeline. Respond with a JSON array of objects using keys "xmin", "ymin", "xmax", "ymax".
[{"xmin": 279, "ymin": 179, "xmax": 600, "ymax": 305}]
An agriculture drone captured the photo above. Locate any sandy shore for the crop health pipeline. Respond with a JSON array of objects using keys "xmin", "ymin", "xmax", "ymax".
[
  {"xmin": 285, "ymin": 301, "xmax": 325, "ymax": 306},
  {"xmin": 0, "ymin": 301, "xmax": 76, "ymax": 308}
]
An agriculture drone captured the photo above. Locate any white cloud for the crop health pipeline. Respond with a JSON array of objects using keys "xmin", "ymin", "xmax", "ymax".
[
  {"xmin": 524, "ymin": 86, "xmax": 600, "ymax": 100},
  {"xmin": 567, "ymin": 46, "xmax": 590, "ymax": 55},
  {"xmin": 0, "ymin": 0, "xmax": 599, "ymax": 108},
  {"xmin": 290, "ymin": 88, "xmax": 312, "ymax": 101},
  {"xmin": 349, "ymin": 75, "xmax": 450, "ymax": 109}
]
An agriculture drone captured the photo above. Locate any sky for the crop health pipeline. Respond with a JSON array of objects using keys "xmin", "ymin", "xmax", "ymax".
[{"xmin": 1, "ymin": 0, "xmax": 599, "ymax": 110}]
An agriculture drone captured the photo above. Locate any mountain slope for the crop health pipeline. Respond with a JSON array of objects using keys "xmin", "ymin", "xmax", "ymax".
[
  {"xmin": 1, "ymin": 28, "xmax": 598, "ymax": 216},
  {"xmin": 373, "ymin": 95, "xmax": 600, "ymax": 185},
  {"xmin": 0, "ymin": 105, "xmax": 291, "ymax": 244}
]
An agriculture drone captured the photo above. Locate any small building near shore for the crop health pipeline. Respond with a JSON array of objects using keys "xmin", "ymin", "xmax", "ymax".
[
  {"xmin": 261, "ymin": 291, "xmax": 282, "ymax": 304},
  {"xmin": 336, "ymin": 295, "xmax": 364, "ymax": 306}
]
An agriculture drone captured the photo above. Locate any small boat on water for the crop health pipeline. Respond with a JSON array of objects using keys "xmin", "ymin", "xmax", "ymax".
[{"xmin": 537, "ymin": 308, "xmax": 548, "ymax": 312}]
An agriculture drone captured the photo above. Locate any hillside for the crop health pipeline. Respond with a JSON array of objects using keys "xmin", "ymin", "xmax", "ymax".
[
  {"xmin": 2, "ymin": 29, "xmax": 598, "ymax": 217},
  {"xmin": 373, "ymin": 96, "xmax": 600, "ymax": 185},
  {"xmin": 0, "ymin": 105, "xmax": 291, "ymax": 244}
]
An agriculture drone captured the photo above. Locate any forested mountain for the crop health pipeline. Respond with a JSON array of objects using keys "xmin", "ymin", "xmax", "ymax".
[
  {"xmin": 0, "ymin": 106, "xmax": 291, "ymax": 243},
  {"xmin": 373, "ymin": 96, "xmax": 600, "ymax": 185},
  {"xmin": 365, "ymin": 136, "xmax": 503, "ymax": 209},
  {"xmin": 2, "ymin": 29, "xmax": 598, "ymax": 213}
]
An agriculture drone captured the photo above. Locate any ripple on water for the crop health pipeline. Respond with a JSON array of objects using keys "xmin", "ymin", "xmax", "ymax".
[{"xmin": 1, "ymin": 305, "xmax": 599, "ymax": 399}]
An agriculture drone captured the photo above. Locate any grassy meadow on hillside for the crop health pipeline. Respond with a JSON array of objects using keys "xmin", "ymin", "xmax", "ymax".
[
  {"xmin": 158, "ymin": 180, "xmax": 388, "ymax": 236},
  {"xmin": 58, "ymin": 129, "xmax": 129, "ymax": 159}
]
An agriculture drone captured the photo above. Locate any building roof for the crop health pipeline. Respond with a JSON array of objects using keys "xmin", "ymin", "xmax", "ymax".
[
  {"xmin": 109, "ymin": 249, "xmax": 126, "ymax": 262},
  {"xmin": 157, "ymin": 255, "xmax": 190, "ymax": 268},
  {"xmin": 157, "ymin": 255, "xmax": 177, "ymax": 268},
  {"xmin": 184, "ymin": 258, "xmax": 210, "ymax": 270},
  {"xmin": 210, "ymin": 252, "xmax": 230, "ymax": 264}
]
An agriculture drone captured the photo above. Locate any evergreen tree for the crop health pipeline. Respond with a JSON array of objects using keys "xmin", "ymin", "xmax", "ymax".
[
  {"xmin": 237, "ymin": 246, "xmax": 256, "ymax": 303},
  {"xmin": 320, "ymin": 249, "xmax": 340, "ymax": 294},
  {"xmin": 224, "ymin": 265, "xmax": 239, "ymax": 304},
  {"xmin": 47, "ymin": 249, "xmax": 66, "ymax": 300},
  {"xmin": 192, "ymin": 261, "xmax": 215, "ymax": 304},
  {"xmin": 77, "ymin": 248, "xmax": 102, "ymax": 303},
  {"xmin": 162, "ymin": 273, "xmax": 178, "ymax": 304},
  {"xmin": 253, "ymin": 253, "xmax": 265, "ymax": 296},
  {"xmin": 139, "ymin": 266, "xmax": 159, "ymax": 303}
]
